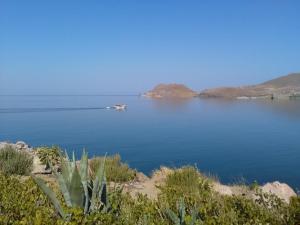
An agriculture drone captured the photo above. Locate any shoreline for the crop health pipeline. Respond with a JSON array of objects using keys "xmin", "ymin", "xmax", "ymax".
[{"xmin": 0, "ymin": 140, "xmax": 297, "ymax": 204}]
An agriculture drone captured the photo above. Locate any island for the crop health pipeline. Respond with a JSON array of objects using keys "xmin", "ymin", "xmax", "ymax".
[
  {"xmin": 144, "ymin": 83, "xmax": 198, "ymax": 99},
  {"xmin": 199, "ymin": 73, "xmax": 300, "ymax": 99}
]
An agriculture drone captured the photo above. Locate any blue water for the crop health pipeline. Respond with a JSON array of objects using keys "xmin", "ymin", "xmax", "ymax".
[{"xmin": 1, "ymin": 95, "xmax": 300, "ymax": 189}]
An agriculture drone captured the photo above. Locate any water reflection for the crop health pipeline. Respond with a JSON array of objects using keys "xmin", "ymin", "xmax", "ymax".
[
  {"xmin": 198, "ymin": 98, "xmax": 300, "ymax": 119},
  {"xmin": 254, "ymin": 100, "xmax": 300, "ymax": 119},
  {"xmin": 150, "ymin": 98, "xmax": 193, "ymax": 112}
]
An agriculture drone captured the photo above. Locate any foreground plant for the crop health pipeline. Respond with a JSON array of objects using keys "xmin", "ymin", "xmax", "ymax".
[
  {"xmin": 166, "ymin": 198, "xmax": 198, "ymax": 225},
  {"xmin": 0, "ymin": 145, "xmax": 33, "ymax": 176},
  {"xmin": 36, "ymin": 145, "xmax": 62, "ymax": 169},
  {"xmin": 32, "ymin": 150, "xmax": 108, "ymax": 220},
  {"xmin": 90, "ymin": 154, "xmax": 136, "ymax": 182}
]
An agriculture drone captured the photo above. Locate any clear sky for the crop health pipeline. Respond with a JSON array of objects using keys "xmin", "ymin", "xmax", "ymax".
[{"xmin": 1, "ymin": 0, "xmax": 300, "ymax": 95}]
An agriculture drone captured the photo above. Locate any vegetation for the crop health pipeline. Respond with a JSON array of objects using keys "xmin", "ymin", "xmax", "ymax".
[
  {"xmin": 33, "ymin": 150, "xmax": 111, "ymax": 219},
  {"xmin": 0, "ymin": 145, "xmax": 33, "ymax": 176},
  {"xmin": 165, "ymin": 198, "xmax": 198, "ymax": 225},
  {"xmin": 0, "ymin": 174, "xmax": 57, "ymax": 224},
  {"xmin": 158, "ymin": 166, "xmax": 212, "ymax": 210},
  {"xmin": 36, "ymin": 146, "xmax": 62, "ymax": 169},
  {"xmin": 0, "ymin": 148, "xmax": 299, "ymax": 224},
  {"xmin": 90, "ymin": 154, "xmax": 136, "ymax": 182}
]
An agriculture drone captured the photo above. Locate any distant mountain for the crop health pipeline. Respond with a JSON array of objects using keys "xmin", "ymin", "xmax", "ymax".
[
  {"xmin": 200, "ymin": 73, "xmax": 300, "ymax": 99},
  {"xmin": 262, "ymin": 73, "xmax": 300, "ymax": 88},
  {"xmin": 144, "ymin": 84, "xmax": 197, "ymax": 98}
]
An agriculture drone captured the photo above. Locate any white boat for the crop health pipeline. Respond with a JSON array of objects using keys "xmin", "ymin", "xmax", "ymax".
[{"xmin": 113, "ymin": 104, "xmax": 127, "ymax": 110}]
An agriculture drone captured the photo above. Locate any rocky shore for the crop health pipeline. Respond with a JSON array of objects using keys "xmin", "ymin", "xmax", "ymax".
[{"xmin": 0, "ymin": 141, "xmax": 297, "ymax": 203}]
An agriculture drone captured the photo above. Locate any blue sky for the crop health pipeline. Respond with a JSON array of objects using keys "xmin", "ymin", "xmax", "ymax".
[{"xmin": 1, "ymin": 0, "xmax": 300, "ymax": 94}]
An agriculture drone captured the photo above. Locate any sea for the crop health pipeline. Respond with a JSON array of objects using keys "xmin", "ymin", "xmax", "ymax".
[{"xmin": 1, "ymin": 95, "xmax": 300, "ymax": 189}]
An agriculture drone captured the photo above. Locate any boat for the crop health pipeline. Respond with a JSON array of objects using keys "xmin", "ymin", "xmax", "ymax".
[{"xmin": 112, "ymin": 104, "xmax": 127, "ymax": 110}]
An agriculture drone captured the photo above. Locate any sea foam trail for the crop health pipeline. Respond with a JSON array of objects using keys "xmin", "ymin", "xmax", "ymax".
[{"xmin": 0, "ymin": 107, "xmax": 107, "ymax": 113}]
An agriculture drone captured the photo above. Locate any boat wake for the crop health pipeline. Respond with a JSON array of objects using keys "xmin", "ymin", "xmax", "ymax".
[{"xmin": 0, "ymin": 107, "xmax": 108, "ymax": 113}]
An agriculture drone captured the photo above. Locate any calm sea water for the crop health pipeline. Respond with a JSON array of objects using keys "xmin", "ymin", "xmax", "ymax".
[{"xmin": 1, "ymin": 95, "xmax": 300, "ymax": 189}]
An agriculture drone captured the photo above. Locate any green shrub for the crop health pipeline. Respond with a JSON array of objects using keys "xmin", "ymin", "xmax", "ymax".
[
  {"xmin": 0, "ymin": 173, "xmax": 57, "ymax": 224},
  {"xmin": 90, "ymin": 154, "xmax": 136, "ymax": 182},
  {"xmin": 0, "ymin": 152, "xmax": 298, "ymax": 225},
  {"xmin": 165, "ymin": 198, "xmax": 199, "ymax": 225},
  {"xmin": 119, "ymin": 193, "xmax": 168, "ymax": 225},
  {"xmin": 36, "ymin": 146, "xmax": 62, "ymax": 169},
  {"xmin": 158, "ymin": 166, "xmax": 293, "ymax": 225},
  {"xmin": 0, "ymin": 145, "xmax": 33, "ymax": 176},
  {"xmin": 163, "ymin": 166, "xmax": 208, "ymax": 193},
  {"xmin": 289, "ymin": 196, "xmax": 300, "ymax": 225},
  {"xmin": 158, "ymin": 166, "xmax": 212, "ymax": 211}
]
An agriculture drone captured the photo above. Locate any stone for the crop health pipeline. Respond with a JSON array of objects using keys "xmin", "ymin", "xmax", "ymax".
[
  {"xmin": 262, "ymin": 181, "xmax": 297, "ymax": 203},
  {"xmin": 212, "ymin": 183, "xmax": 233, "ymax": 196},
  {"xmin": 0, "ymin": 142, "xmax": 9, "ymax": 150},
  {"xmin": 135, "ymin": 172, "xmax": 149, "ymax": 182},
  {"xmin": 15, "ymin": 141, "xmax": 33, "ymax": 151},
  {"xmin": 31, "ymin": 154, "xmax": 51, "ymax": 174}
]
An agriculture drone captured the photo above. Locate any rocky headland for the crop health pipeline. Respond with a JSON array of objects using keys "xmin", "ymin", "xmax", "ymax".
[
  {"xmin": 144, "ymin": 83, "xmax": 198, "ymax": 99},
  {"xmin": 199, "ymin": 73, "xmax": 300, "ymax": 99}
]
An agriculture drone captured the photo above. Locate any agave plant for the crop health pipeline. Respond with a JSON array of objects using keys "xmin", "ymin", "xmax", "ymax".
[
  {"xmin": 166, "ymin": 198, "xmax": 198, "ymax": 225},
  {"xmin": 32, "ymin": 150, "xmax": 108, "ymax": 219}
]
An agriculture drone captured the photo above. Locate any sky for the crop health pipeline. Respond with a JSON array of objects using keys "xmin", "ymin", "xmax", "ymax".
[{"xmin": 1, "ymin": 0, "xmax": 300, "ymax": 95}]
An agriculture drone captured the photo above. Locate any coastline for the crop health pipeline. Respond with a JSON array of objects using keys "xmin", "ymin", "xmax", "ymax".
[{"xmin": 0, "ymin": 141, "xmax": 297, "ymax": 204}]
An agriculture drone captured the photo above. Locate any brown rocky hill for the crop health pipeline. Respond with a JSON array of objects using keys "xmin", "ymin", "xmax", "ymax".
[
  {"xmin": 144, "ymin": 84, "xmax": 197, "ymax": 99},
  {"xmin": 262, "ymin": 73, "xmax": 300, "ymax": 88},
  {"xmin": 200, "ymin": 73, "xmax": 300, "ymax": 99}
]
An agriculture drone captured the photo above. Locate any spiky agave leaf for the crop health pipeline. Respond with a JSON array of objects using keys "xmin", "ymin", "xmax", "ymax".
[
  {"xmin": 72, "ymin": 151, "xmax": 76, "ymax": 171},
  {"xmin": 90, "ymin": 154, "xmax": 106, "ymax": 212},
  {"xmin": 48, "ymin": 161, "xmax": 72, "ymax": 207},
  {"xmin": 59, "ymin": 150, "xmax": 72, "ymax": 186},
  {"xmin": 143, "ymin": 214, "xmax": 149, "ymax": 225},
  {"xmin": 79, "ymin": 149, "xmax": 89, "ymax": 214},
  {"xmin": 32, "ymin": 175, "xmax": 67, "ymax": 219},
  {"xmin": 100, "ymin": 171, "xmax": 110, "ymax": 212},
  {"xmin": 189, "ymin": 208, "xmax": 198, "ymax": 225},
  {"xmin": 166, "ymin": 208, "xmax": 180, "ymax": 225},
  {"xmin": 69, "ymin": 165, "xmax": 85, "ymax": 207},
  {"xmin": 178, "ymin": 198, "xmax": 186, "ymax": 223}
]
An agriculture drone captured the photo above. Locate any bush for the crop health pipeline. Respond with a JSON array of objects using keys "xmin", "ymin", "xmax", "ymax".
[
  {"xmin": 158, "ymin": 166, "xmax": 295, "ymax": 225},
  {"xmin": 289, "ymin": 196, "xmax": 300, "ymax": 224},
  {"xmin": 90, "ymin": 154, "xmax": 136, "ymax": 182},
  {"xmin": 36, "ymin": 146, "xmax": 62, "ymax": 169},
  {"xmin": 158, "ymin": 166, "xmax": 212, "ymax": 211},
  {"xmin": 0, "ymin": 153, "xmax": 299, "ymax": 225},
  {"xmin": 0, "ymin": 145, "xmax": 33, "ymax": 176},
  {"xmin": 0, "ymin": 173, "xmax": 57, "ymax": 224}
]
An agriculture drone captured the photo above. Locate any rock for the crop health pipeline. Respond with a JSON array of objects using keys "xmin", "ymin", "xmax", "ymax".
[
  {"xmin": 16, "ymin": 141, "xmax": 33, "ymax": 151},
  {"xmin": 152, "ymin": 167, "xmax": 173, "ymax": 183},
  {"xmin": 32, "ymin": 155, "xmax": 51, "ymax": 174},
  {"xmin": 16, "ymin": 141, "xmax": 27, "ymax": 148},
  {"xmin": 135, "ymin": 172, "xmax": 149, "ymax": 182},
  {"xmin": 261, "ymin": 181, "xmax": 297, "ymax": 203},
  {"xmin": 132, "ymin": 183, "xmax": 144, "ymax": 189},
  {"xmin": 0, "ymin": 141, "xmax": 33, "ymax": 152},
  {"xmin": 212, "ymin": 183, "xmax": 233, "ymax": 196},
  {"xmin": 0, "ymin": 142, "xmax": 9, "ymax": 150}
]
